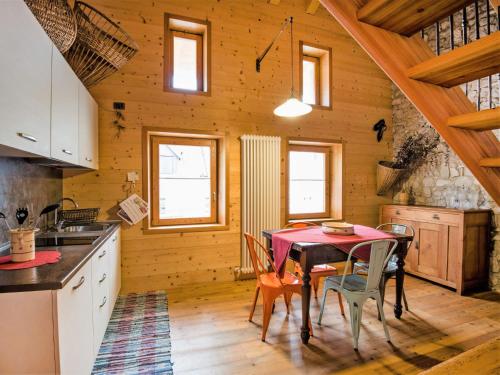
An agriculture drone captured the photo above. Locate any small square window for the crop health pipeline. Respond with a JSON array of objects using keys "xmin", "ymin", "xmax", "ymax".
[
  {"xmin": 164, "ymin": 14, "xmax": 211, "ymax": 94},
  {"xmin": 299, "ymin": 42, "xmax": 332, "ymax": 108}
]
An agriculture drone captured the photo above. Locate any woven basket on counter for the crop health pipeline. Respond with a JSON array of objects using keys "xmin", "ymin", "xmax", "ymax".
[
  {"xmin": 64, "ymin": 1, "xmax": 139, "ymax": 87},
  {"xmin": 58, "ymin": 208, "xmax": 100, "ymax": 225},
  {"xmin": 24, "ymin": 0, "xmax": 77, "ymax": 53}
]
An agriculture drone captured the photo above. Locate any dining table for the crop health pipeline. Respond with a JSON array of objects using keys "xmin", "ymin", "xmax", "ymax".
[{"xmin": 262, "ymin": 226, "xmax": 413, "ymax": 345}]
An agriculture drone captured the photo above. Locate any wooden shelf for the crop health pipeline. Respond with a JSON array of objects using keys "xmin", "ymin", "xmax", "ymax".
[
  {"xmin": 447, "ymin": 107, "xmax": 500, "ymax": 131},
  {"xmin": 407, "ymin": 32, "xmax": 500, "ymax": 87},
  {"xmin": 479, "ymin": 157, "xmax": 500, "ymax": 167},
  {"xmin": 357, "ymin": 0, "xmax": 474, "ymax": 37}
]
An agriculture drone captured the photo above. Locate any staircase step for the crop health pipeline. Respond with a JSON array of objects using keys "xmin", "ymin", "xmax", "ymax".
[
  {"xmin": 357, "ymin": 0, "xmax": 474, "ymax": 36},
  {"xmin": 407, "ymin": 32, "xmax": 500, "ymax": 87},
  {"xmin": 480, "ymin": 157, "xmax": 500, "ymax": 167},
  {"xmin": 448, "ymin": 108, "xmax": 500, "ymax": 131}
]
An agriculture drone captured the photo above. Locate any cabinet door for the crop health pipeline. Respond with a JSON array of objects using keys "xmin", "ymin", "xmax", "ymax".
[
  {"xmin": 415, "ymin": 222, "xmax": 448, "ymax": 280},
  {"xmin": 79, "ymin": 83, "xmax": 99, "ymax": 169},
  {"xmin": 51, "ymin": 47, "xmax": 79, "ymax": 164},
  {"xmin": 56, "ymin": 262, "xmax": 94, "ymax": 375},
  {"xmin": 0, "ymin": 1, "xmax": 52, "ymax": 157},
  {"xmin": 108, "ymin": 229, "xmax": 122, "ymax": 314},
  {"xmin": 92, "ymin": 242, "xmax": 110, "ymax": 354}
]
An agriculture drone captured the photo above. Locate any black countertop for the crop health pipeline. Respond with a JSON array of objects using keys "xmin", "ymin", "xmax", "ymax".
[{"xmin": 0, "ymin": 222, "xmax": 121, "ymax": 293}]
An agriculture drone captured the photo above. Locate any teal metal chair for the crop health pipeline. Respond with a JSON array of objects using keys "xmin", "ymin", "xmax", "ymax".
[
  {"xmin": 318, "ymin": 239, "xmax": 398, "ymax": 350},
  {"xmin": 353, "ymin": 223, "xmax": 415, "ymax": 312}
]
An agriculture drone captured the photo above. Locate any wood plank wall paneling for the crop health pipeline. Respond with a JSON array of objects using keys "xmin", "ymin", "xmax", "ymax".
[{"xmin": 62, "ymin": 0, "xmax": 393, "ymax": 291}]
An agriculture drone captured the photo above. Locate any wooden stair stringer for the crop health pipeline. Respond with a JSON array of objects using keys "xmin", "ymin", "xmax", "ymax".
[{"xmin": 320, "ymin": 0, "xmax": 500, "ymax": 204}]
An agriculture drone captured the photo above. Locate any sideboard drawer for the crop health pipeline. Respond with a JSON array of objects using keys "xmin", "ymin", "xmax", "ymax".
[{"xmin": 383, "ymin": 206, "xmax": 460, "ymax": 226}]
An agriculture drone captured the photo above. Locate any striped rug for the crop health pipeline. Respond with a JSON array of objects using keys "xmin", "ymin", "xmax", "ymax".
[{"xmin": 92, "ymin": 291, "xmax": 173, "ymax": 375}]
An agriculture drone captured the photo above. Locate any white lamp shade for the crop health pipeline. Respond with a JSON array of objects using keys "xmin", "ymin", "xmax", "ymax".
[{"xmin": 273, "ymin": 97, "xmax": 312, "ymax": 117}]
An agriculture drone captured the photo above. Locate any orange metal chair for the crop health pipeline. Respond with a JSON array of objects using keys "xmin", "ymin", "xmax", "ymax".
[
  {"xmin": 285, "ymin": 221, "xmax": 345, "ymax": 316},
  {"xmin": 244, "ymin": 232, "xmax": 312, "ymax": 341}
]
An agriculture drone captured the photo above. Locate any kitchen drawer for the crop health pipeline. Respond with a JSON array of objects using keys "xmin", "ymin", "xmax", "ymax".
[
  {"xmin": 383, "ymin": 206, "xmax": 460, "ymax": 226},
  {"xmin": 92, "ymin": 244, "xmax": 110, "ymax": 353}
]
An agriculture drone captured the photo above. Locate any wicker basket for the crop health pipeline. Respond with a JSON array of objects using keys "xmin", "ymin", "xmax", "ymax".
[
  {"xmin": 58, "ymin": 208, "xmax": 100, "ymax": 225},
  {"xmin": 64, "ymin": 1, "xmax": 138, "ymax": 87},
  {"xmin": 24, "ymin": 0, "xmax": 77, "ymax": 53},
  {"xmin": 376, "ymin": 161, "xmax": 407, "ymax": 196}
]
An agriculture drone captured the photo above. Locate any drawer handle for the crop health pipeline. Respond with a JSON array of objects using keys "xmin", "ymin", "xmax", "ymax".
[
  {"xmin": 85, "ymin": 157, "xmax": 93, "ymax": 162},
  {"xmin": 99, "ymin": 296, "xmax": 107, "ymax": 308},
  {"xmin": 72, "ymin": 276, "xmax": 85, "ymax": 290},
  {"xmin": 99, "ymin": 273, "xmax": 107, "ymax": 283},
  {"xmin": 395, "ymin": 210, "xmax": 401, "ymax": 215},
  {"xmin": 415, "ymin": 240, "xmax": 419, "ymax": 250},
  {"xmin": 432, "ymin": 214, "xmax": 440, "ymax": 220},
  {"xmin": 99, "ymin": 250, "xmax": 106, "ymax": 259},
  {"xmin": 62, "ymin": 149, "xmax": 73, "ymax": 155},
  {"xmin": 17, "ymin": 132, "xmax": 38, "ymax": 143}
]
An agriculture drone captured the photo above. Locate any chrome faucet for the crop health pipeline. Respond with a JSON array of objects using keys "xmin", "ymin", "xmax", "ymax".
[{"xmin": 54, "ymin": 197, "xmax": 79, "ymax": 230}]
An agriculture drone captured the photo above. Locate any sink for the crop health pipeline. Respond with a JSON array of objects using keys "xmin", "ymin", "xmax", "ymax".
[
  {"xmin": 59, "ymin": 224, "xmax": 110, "ymax": 233},
  {"xmin": 36, "ymin": 236, "xmax": 100, "ymax": 247}
]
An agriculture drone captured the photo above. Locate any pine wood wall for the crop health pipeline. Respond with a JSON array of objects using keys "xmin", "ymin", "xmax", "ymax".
[{"xmin": 63, "ymin": 0, "xmax": 394, "ymax": 291}]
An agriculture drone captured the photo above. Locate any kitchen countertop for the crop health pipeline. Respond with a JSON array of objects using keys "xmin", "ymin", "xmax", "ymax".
[{"xmin": 0, "ymin": 221, "xmax": 121, "ymax": 293}]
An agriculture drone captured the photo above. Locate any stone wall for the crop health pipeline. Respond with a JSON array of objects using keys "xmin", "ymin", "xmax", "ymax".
[{"xmin": 391, "ymin": 1, "xmax": 500, "ymax": 291}]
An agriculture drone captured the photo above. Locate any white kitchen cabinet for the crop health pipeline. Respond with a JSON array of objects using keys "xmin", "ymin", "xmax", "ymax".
[
  {"xmin": 79, "ymin": 83, "xmax": 99, "ymax": 169},
  {"xmin": 56, "ymin": 261, "xmax": 95, "ymax": 375},
  {"xmin": 51, "ymin": 47, "xmax": 79, "ymax": 164},
  {"xmin": 0, "ymin": 0, "xmax": 52, "ymax": 157},
  {"xmin": 0, "ymin": 227, "xmax": 121, "ymax": 374}
]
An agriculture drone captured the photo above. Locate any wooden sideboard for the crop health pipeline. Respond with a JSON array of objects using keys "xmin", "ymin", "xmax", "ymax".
[{"xmin": 380, "ymin": 205, "xmax": 491, "ymax": 294}]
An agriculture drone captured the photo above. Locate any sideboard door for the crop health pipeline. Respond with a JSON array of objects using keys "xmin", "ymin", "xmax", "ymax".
[{"xmin": 415, "ymin": 222, "xmax": 448, "ymax": 280}]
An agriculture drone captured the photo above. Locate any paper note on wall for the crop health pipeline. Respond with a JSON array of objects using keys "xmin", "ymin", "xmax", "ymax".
[{"xmin": 117, "ymin": 194, "xmax": 148, "ymax": 225}]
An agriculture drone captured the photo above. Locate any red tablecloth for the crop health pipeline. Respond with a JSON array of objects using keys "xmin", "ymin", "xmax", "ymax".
[
  {"xmin": 271, "ymin": 225, "xmax": 395, "ymax": 272},
  {"xmin": 0, "ymin": 251, "xmax": 61, "ymax": 270}
]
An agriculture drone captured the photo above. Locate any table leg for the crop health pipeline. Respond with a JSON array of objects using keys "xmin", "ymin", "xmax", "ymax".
[
  {"xmin": 394, "ymin": 240, "xmax": 407, "ymax": 319},
  {"xmin": 300, "ymin": 253, "xmax": 312, "ymax": 344}
]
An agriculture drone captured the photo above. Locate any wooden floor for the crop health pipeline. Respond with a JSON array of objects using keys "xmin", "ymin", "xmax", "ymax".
[{"xmin": 153, "ymin": 275, "xmax": 500, "ymax": 374}]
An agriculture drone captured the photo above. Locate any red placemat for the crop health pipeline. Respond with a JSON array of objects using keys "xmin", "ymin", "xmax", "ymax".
[{"xmin": 0, "ymin": 251, "xmax": 61, "ymax": 270}]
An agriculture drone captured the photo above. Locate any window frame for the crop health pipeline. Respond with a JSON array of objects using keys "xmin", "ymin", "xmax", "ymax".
[
  {"xmin": 287, "ymin": 144, "xmax": 331, "ymax": 220},
  {"xmin": 299, "ymin": 41, "xmax": 332, "ymax": 110},
  {"xmin": 143, "ymin": 127, "xmax": 228, "ymax": 234},
  {"xmin": 150, "ymin": 135, "xmax": 217, "ymax": 226},
  {"xmin": 164, "ymin": 13, "xmax": 211, "ymax": 95}
]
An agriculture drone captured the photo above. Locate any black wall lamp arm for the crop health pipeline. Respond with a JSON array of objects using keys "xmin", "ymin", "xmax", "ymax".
[{"xmin": 256, "ymin": 16, "xmax": 293, "ymax": 73}]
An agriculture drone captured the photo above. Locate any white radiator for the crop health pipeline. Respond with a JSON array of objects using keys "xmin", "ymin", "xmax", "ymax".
[{"xmin": 237, "ymin": 135, "xmax": 281, "ymax": 279}]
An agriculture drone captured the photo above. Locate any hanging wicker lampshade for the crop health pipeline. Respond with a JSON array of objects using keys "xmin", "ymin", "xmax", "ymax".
[
  {"xmin": 64, "ymin": 1, "xmax": 139, "ymax": 87},
  {"xmin": 24, "ymin": 0, "xmax": 77, "ymax": 53}
]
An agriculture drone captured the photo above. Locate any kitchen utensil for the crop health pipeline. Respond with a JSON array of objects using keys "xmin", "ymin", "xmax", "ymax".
[
  {"xmin": 33, "ymin": 203, "xmax": 61, "ymax": 230},
  {"xmin": 0, "ymin": 212, "xmax": 12, "ymax": 231},
  {"xmin": 10, "ymin": 228, "xmax": 39, "ymax": 262},
  {"xmin": 16, "ymin": 207, "xmax": 28, "ymax": 226},
  {"xmin": 321, "ymin": 222, "xmax": 355, "ymax": 235}
]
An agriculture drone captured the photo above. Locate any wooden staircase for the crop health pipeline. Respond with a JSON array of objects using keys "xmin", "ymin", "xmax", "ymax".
[{"xmin": 320, "ymin": 0, "xmax": 500, "ymax": 204}]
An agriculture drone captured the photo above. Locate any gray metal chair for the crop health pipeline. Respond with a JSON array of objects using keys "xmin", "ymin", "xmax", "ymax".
[
  {"xmin": 318, "ymin": 239, "xmax": 399, "ymax": 350},
  {"xmin": 353, "ymin": 223, "xmax": 415, "ymax": 312}
]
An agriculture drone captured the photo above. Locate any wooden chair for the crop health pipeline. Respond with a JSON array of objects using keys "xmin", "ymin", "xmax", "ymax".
[
  {"xmin": 352, "ymin": 223, "xmax": 415, "ymax": 312},
  {"xmin": 318, "ymin": 239, "xmax": 399, "ymax": 350},
  {"xmin": 285, "ymin": 222, "xmax": 345, "ymax": 316},
  {"xmin": 244, "ymin": 232, "xmax": 312, "ymax": 342}
]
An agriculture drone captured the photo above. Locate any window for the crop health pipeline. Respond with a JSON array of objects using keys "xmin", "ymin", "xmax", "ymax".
[
  {"xmin": 144, "ymin": 129, "xmax": 228, "ymax": 231},
  {"xmin": 299, "ymin": 42, "xmax": 332, "ymax": 108},
  {"xmin": 287, "ymin": 141, "xmax": 343, "ymax": 221},
  {"xmin": 288, "ymin": 145, "xmax": 330, "ymax": 219},
  {"xmin": 164, "ymin": 14, "xmax": 211, "ymax": 94}
]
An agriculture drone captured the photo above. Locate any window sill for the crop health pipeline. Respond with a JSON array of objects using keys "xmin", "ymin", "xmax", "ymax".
[
  {"xmin": 287, "ymin": 217, "xmax": 343, "ymax": 225},
  {"xmin": 143, "ymin": 223, "xmax": 228, "ymax": 234},
  {"xmin": 309, "ymin": 104, "xmax": 332, "ymax": 111},
  {"xmin": 163, "ymin": 86, "xmax": 211, "ymax": 97}
]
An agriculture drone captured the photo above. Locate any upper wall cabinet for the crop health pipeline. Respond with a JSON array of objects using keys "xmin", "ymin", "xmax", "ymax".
[
  {"xmin": 0, "ymin": 0, "xmax": 52, "ymax": 157},
  {"xmin": 78, "ymin": 83, "xmax": 99, "ymax": 170},
  {"xmin": 51, "ymin": 47, "xmax": 79, "ymax": 165}
]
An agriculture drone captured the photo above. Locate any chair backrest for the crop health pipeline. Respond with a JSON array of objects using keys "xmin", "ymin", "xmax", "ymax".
[
  {"xmin": 244, "ymin": 233, "xmax": 283, "ymax": 284},
  {"xmin": 341, "ymin": 239, "xmax": 398, "ymax": 292},
  {"xmin": 376, "ymin": 223, "xmax": 414, "ymax": 250},
  {"xmin": 283, "ymin": 221, "xmax": 319, "ymax": 229}
]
